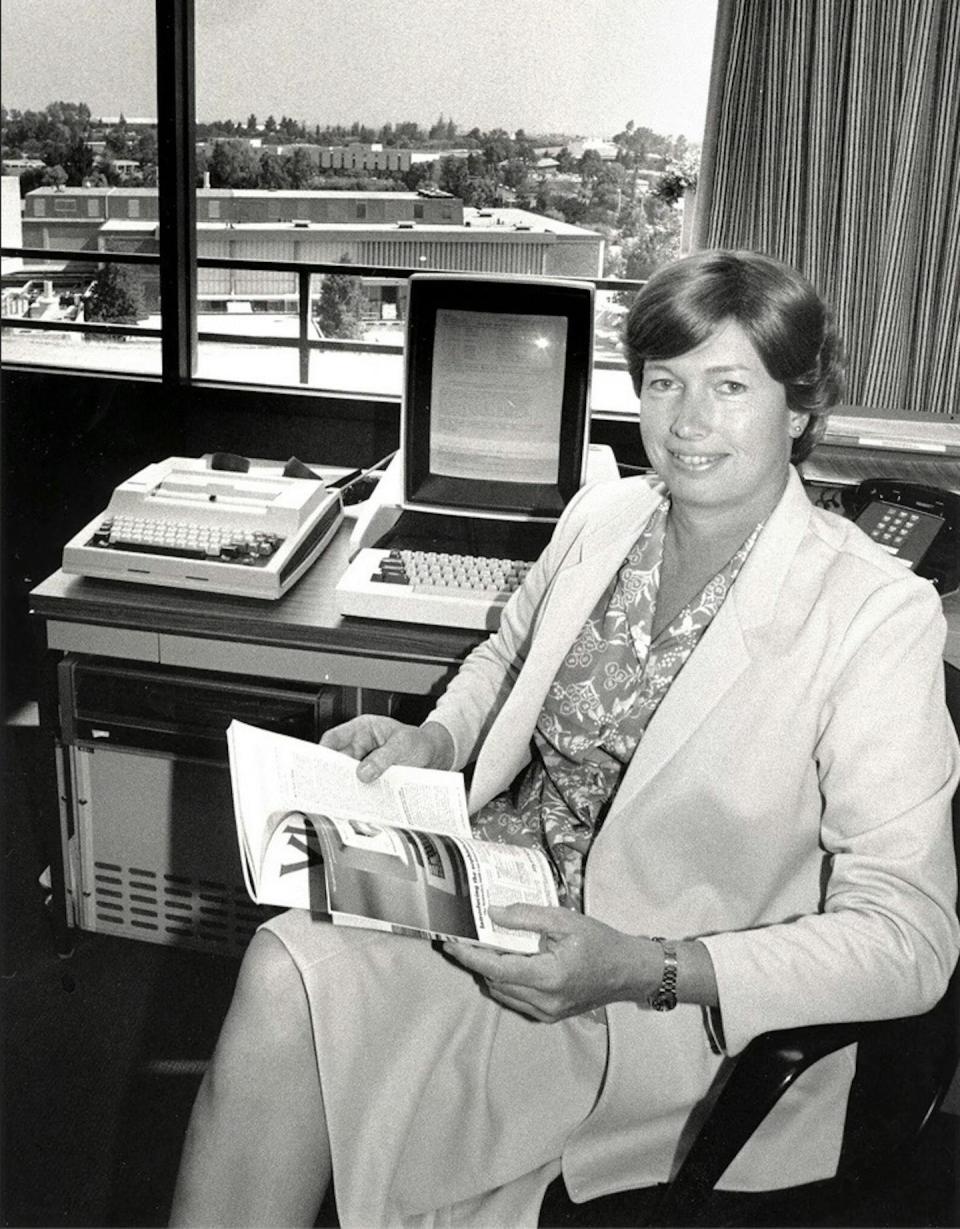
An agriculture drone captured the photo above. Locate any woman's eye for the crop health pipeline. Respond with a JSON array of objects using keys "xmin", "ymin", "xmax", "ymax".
[
  {"xmin": 717, "ymin": 380, "xmax": 747, "ymax": 395},
  {"xmin": 646, "ymin": 377, "xmax": 676, "ymax": 392}
]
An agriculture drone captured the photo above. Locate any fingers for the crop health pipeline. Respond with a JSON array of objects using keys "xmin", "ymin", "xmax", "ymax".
[
  {"xmin": 442, "ymin": 942, "xmax": 556, "ymax": 1020},
  {"xmin": 320, "ymin": 717, "xmax": 386, "ymax": 760},
  {"xmin": 355, "ymin": 727, "xmax": 433, "ymax": 782},
  {"xmin": 488, "ymin": 903, "xmax": 578, "ymax": 933},
  {"xmin": 483, "ymin": 982, "xmax": 554, "ymax": 1022},
  {"xmin": 442, "ymin": 940, "xmax": 545, "ymax": 987},
  {"xmin": 320, "ymin": 718, "xmax": 429, "ymax": 781}
]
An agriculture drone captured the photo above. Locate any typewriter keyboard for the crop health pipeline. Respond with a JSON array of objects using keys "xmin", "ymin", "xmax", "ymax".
[{"xmin": 88, "ymin": 514, "xmax": 283, "ymax": 565}]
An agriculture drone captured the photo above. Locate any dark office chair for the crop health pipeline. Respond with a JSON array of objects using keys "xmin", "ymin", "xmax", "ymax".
[{"xmin": 541, "ymin": 663, "xmax": 960, "ymax": 1228}]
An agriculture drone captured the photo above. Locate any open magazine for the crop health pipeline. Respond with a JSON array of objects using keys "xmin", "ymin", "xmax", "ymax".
[{"xmin": 227, "ymin": 720, "xmax": 558, "ymax": 952}]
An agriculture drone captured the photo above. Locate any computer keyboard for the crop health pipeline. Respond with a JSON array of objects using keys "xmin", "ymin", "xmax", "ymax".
[{"xmin": 336, "ymin": 547, "xmax": 534, "ymax": 630}]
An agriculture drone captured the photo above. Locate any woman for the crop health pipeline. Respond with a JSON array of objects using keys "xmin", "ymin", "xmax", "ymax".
[{"xmin": 171, "ymin": 251, "xmax": 959, "ymax": 1227}]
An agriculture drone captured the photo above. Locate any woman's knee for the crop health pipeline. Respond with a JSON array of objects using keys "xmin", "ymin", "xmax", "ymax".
[{"xmin": 214, "ymin": 928, "xmax": 315, "ymax": 1069}]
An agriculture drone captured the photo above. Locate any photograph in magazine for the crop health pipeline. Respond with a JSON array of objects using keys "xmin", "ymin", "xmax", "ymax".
[{"xmin": 309, "ymin": 812, "xmax": 480, "ymax": 940}]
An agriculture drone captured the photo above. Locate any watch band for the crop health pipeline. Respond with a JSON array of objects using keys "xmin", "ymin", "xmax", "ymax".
[{"xmin": 649, "ymin": 937, "xmax": 678, "ymax": 1012}]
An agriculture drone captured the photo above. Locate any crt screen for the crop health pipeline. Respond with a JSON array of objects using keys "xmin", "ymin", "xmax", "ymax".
[{"xmin": 428, "ymin": 308, "xmax": 568, "ymax": 486}]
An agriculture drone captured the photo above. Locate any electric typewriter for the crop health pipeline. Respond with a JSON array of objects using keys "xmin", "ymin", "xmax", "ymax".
[{"xmin": 62, "ymin": 456, "xmax": 343, "ymax": 599}]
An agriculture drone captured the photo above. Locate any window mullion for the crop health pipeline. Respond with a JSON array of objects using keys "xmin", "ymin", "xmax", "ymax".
[{"xmin": 156, "ymin": 0, "xmax": 197, "ymax": 386}]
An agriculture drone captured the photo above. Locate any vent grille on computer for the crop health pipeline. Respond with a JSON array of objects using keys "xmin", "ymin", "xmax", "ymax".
[{"xmin": 91, "ymin": 861, "xmax": 273, "ymax": 954}]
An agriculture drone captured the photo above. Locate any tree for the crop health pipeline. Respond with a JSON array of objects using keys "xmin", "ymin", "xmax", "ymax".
[
  {"xmin": 84, "ymin": 263, "xmax": 146, "ymax": 323},
  {"xmin": 208, "ymin": 139, "xmax": 260, "ymax": 188},
  {"xmin": 286, "ymin": 148, "xmax": 315, "ymax": 189},
  {"xmin": 135, "ymin": 128, "xmax": 158, "ymax": 169},
  {"xmin": 555, "ymin": 146, "xmax": 576, "ymax": 174},
  {"xmin": 278, "ymin": 114, "xmax": 301, "ymax": 143},
  {"xmin": 578, "ymin": 149, "xmax": 605, "ymax": 182},
  {"xmin": 105, "ymin": 127, "xmax": 128, "ymax": 156},
  {"xmin": 61, "ymin": 135, "xmax": 94, "ymax": 185},
  {"xmin": 401, "ymin": 163, "xmax": 432, "ymax": 192},
  {"xmin": 654, "ymin": 155, "xmax": 700, "ymax": 206},
  {"xmin": 258, "ymin": 150, "xmax": 289, "ymax": 189},
  {"xmin": 436, "ymin": 155, "xmax": 471, "ymax": 199},
  {"xmin": 501, "ymin": 157, "xmax": 531, "ymax": 191},
  {"xmin": 315, "ymin": 259, "xmax": 364, "ymax": 340}
]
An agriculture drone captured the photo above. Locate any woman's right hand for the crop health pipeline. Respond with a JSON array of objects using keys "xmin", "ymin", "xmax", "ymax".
[{"xmin": 320, "ymin": 716, "xmax": 455, "ymax": 782}]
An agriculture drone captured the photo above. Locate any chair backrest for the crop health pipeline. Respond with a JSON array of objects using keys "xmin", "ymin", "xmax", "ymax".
[{"xmin": 837, "ymin": 660, "xmax": 960, "ymax": 1177}]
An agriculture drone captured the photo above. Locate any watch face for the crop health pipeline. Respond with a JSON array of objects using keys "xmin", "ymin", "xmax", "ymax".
[{"xmin": 651, "ymin": 989, "xmax": 678, "ymax": 1012}]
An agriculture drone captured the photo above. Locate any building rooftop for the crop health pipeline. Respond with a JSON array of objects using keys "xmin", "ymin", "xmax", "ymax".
[
  {"xmin": 463, "ymin": 206, "xmax": 599, "ymax": 236},
  {"xmin": 26, "ymin": 186, "xmax": 435, "ymax": 201}
]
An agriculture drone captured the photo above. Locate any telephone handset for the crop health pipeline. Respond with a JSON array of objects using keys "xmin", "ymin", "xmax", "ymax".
[{"xmin": 844, "ymin": 479, "xmax": 960, "ymax": 594}]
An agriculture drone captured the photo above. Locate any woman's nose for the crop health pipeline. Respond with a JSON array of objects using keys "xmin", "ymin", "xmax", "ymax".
[{"xmin": 670, "ymin": 392, "xmax": 711, "ymax": 437}]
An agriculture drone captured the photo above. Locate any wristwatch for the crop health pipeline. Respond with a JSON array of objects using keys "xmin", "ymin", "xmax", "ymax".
[{"xmin": 649, "ymin": 937, "xmax": 678, "ymax": 1012}]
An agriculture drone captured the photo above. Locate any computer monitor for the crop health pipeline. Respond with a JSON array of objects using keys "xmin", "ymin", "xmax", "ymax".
[{"xmin": 402, "ymin": 273, "xmax": 594, "ymax": 522}]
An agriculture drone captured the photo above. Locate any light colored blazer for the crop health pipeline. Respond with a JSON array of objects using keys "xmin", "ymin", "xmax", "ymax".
[{"xmin": 430, "ymin": 467, "xmax": 960, "ymax": 1196}]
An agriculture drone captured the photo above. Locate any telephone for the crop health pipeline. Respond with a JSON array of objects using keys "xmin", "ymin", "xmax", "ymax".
[{"xmin": 844, "ymin": 479, "xmax": 960, "ymax": 594}]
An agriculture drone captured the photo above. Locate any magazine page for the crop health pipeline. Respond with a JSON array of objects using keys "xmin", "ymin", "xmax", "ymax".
[
  {"xmin": 227, "ymin": 720, "xmax": 471, "ymax": 872},
  {"xmin": 460, "ymin": 838, "xmax": 559, "ymax": 950},
  {"xmin": 255, "ymin": 809, "xmax": 329, "ymax": 912},
  {"xmin": 228, "ymin": 723, "xmax": 304, "ymax": 901},
  {"xmin": 307, "ymin": 813, "xmax": 557, "ymax": 953}
]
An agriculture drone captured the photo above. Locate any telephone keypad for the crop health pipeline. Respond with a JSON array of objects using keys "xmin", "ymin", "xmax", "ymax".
[{"xmin": 855, "ymin": 500, "xmax": 945, "ymax": 569}]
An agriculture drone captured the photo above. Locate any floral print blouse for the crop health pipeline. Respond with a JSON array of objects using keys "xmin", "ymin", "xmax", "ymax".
[{"xmin": 470, "ymin": 499, "xmax": 763, "ymax": 910}]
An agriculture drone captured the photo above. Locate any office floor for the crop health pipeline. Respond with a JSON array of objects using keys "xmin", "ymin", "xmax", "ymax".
[{"xmin": 1, "ymin": 717, "xmax": 957, "ymax": 1229}]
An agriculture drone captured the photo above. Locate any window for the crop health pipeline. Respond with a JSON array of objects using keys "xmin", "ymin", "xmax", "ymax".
[
  {"xmin": 0, "ymin": 0, "xmax": 160, "ymax": 376},
  {"xmin": 3, "ymin": 0, "xmax": 717, "ymax": 411}
]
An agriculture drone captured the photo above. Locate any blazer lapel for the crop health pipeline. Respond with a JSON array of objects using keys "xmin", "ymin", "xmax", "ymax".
[
  {"xmin": 607, "ymin": 468, "xmax": 813, "ymax": 820},
  {"xmin": 470, "ymin": 469, "xmax": 812, "ymax": 815},
  {"xmin": 468, "ymin": 482, "xmax": 663, "ymax": 810}
]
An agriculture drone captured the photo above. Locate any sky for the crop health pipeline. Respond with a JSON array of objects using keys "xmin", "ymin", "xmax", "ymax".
[{"xmin": 1, "ymin": 0, "xmax": 717, "ymax": 141}]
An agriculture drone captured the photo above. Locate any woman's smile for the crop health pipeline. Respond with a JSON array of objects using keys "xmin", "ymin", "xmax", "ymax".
[{"xmin": 666, "ymin": 449, "xmax": 727, "ymax": 472}]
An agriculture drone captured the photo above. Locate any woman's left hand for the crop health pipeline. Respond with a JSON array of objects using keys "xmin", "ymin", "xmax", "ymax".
[{"xmin": 442, "ymin": 903, "xmax": 655, "ymax": 1022}]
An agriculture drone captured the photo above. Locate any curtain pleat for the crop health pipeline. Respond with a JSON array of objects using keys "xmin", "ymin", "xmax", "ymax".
[{"xmin": 695, "ymin": 0, "xmax": 960, "ymax": 419}]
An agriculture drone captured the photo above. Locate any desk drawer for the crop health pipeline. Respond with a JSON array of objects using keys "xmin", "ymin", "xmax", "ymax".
[
  {"xmin": 60, "ymin": 657, "xmax": 343, "ymax": 763},
  {"xmin": 47, "ymin": 620, "xmax": 159, "ymax": 661}
]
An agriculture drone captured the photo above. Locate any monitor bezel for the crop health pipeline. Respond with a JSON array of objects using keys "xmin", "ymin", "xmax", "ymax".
[{"xmin": 401, "ymin": 274, "xmax": 594, "ymax": 520}]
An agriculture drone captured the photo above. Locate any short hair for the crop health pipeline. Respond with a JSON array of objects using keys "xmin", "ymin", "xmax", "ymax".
[{"xmin": 622, "ymin": 250, "xmax": 846, "ymax": 462}]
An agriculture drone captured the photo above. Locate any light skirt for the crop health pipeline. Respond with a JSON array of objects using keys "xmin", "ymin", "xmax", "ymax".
[{"xmin": 262, "ymin": 909, "xmax": 609, "ymax": 1228}]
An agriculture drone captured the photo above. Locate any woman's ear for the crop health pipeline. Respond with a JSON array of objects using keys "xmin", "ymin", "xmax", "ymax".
[{"xmin": 789, "ymin": 411, "xmax": 811, "ymax": 438}]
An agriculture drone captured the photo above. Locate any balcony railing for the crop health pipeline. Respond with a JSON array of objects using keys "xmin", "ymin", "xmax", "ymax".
[{"xmin": 1, "ymin": 246, "xmax": 643, "ymax": 403}]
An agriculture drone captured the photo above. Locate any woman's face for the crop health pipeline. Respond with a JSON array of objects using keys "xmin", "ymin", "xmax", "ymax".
[{"xmin": 638, "ymin": 319, "xmax": 809, "ymax": 524}]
